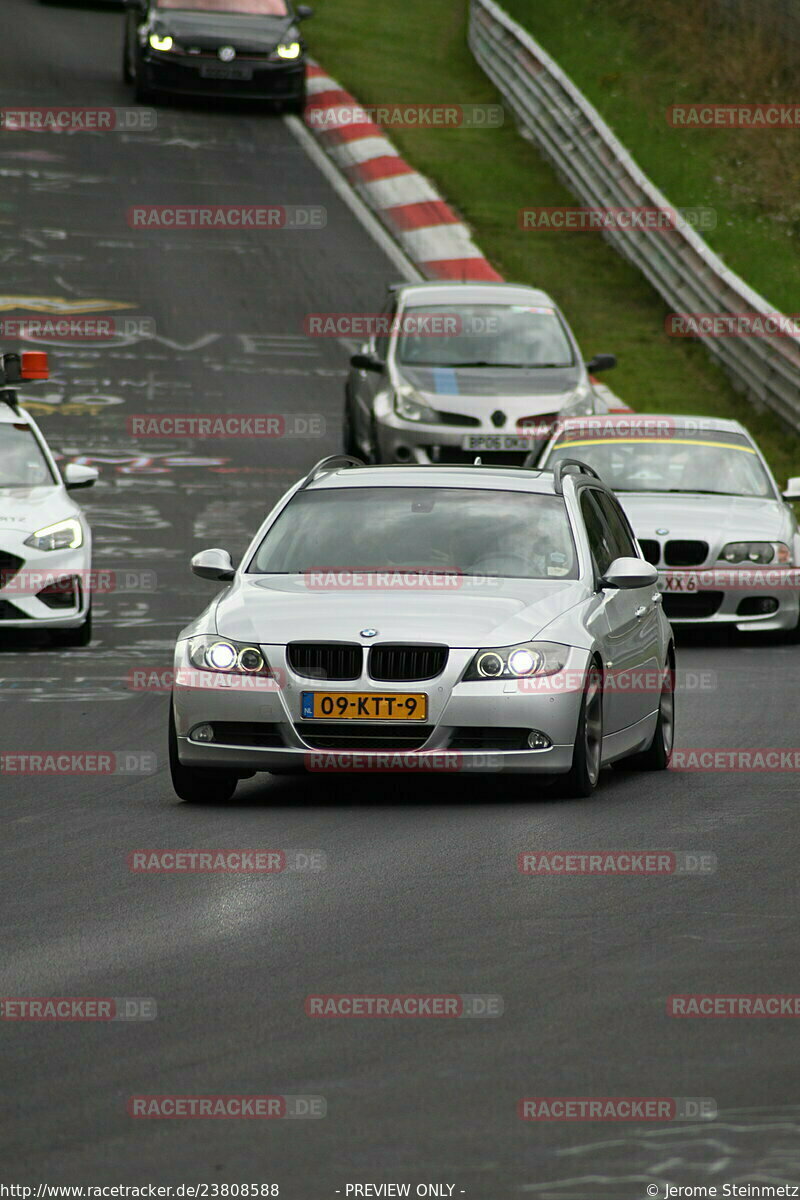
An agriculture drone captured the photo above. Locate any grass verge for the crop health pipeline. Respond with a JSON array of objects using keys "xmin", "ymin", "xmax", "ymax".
[{"xmin": 307, "ymin": 0, "xmax": 799, "ymax": 484}]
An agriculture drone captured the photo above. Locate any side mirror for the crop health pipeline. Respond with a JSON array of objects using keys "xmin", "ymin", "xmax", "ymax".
[
  {"xmin": 192, "ymin": 548, "xmax": 236, "ymax": 582},
  {"xmin": 64, "ymin": 464, "xmax": 98, "ymax": 491},
  {"xmin": 783, "ymin": 476, "xmax": 800, "ymax": 501},
  {"xmin": 296, "ymin": 4, "xmax": 314, "ymax": 18},
  {"xmin": 586, "ymin": 354, "xmax": 617, "ymax": 374},
  {"xmin": 350, "ymin": 352, "xmax": 385, "ymax": 373},
  {"xmin": 601, "ymin": 556, "xmax": 658, "ymax": 590}
]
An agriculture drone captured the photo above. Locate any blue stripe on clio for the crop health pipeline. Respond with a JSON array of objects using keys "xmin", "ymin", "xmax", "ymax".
[{"xmin": 431, "ymin": 368, "xmax": 460, "ymax": 395}]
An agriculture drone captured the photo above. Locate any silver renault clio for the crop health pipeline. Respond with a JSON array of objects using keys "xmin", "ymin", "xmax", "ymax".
[{"xmin": 169, "ymin": 456, "xmax": 674, "ymax": 802}]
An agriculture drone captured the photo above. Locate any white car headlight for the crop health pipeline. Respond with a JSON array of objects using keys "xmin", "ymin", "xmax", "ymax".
[
  {"xmin": 188, "ymin": 636, "xmax": 273, "ymax": 677},
  {"xmin": 463, "ymin": 640, "xmax": 568, "ymax": 681},
  {"xmin": 149, "ymin": 33, "xmax": 174, "ymax": 51},
  {"xmin": 276, "ymin": 41, "xmax": 302, "ymax": 59},
  {"xmin": 559, "ymin": 383, "xmax": 597, "ymax": 418},
  {"xmin": 719, "ymin": 541, "xmax": 792, "ymax": 565},
  {"xmin": 24, "ymin": 518, "xmax": 83, "ymax": 552},
  {"xmin": 393, "ymin": 387, "xmax": 439, "ymax": 424}
]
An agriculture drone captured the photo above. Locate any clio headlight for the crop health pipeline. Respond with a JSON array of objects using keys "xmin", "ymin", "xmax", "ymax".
[
  {"xmin": 24, "ymin": 518, "xmax": 83, "ymax": 552},
  {"xmin": 393, "ymin": 386, "xmax": 439, "ymax": 423},
  {"xmin": 463, "ymin": 640, "xmax": 568, "ymax": 681},
  {"xmin": 188, "ymin": 636, "xmax": 273, "ymax": 676},
  {"xmin": 719, "ymin": 541, "xmax": 792, "ymax": 565},
  {"xmin": 276, "ymin": 41, "xmax": 302, "ymax": 59},
  {"xmin": 559, "ymin": 383, "xmax": 598, "ymax": 418}
]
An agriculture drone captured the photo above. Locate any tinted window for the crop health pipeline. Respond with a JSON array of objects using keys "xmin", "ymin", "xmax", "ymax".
[
  {"xmin": 249, "ymin": 487, "xmax": 579, "ymax": 580},
  {"xmin": 580, "ymin": 490, "xmax": 615, "ymax": 577},
  {"xmin": 592, "ymin": 490, "xmax": 639, "ymax": 560}
]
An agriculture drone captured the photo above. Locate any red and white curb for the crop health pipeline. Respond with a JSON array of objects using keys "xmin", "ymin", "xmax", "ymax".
[
  {"xmin": 300, "ymin": 62, "xmax": 629, "ymax": 410},
  {"xmin": 303, "ymin": 64, "xmax": 502, "ymax": 283}
]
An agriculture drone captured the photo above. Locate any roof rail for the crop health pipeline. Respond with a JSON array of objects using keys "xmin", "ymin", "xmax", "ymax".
[
  {"xmin": 298, "ymin": 455, "xmax": 365, "ymax": 491},
  {"xmin": 553, "ymin": 458, "xmax": 601, "ymax": 494}
]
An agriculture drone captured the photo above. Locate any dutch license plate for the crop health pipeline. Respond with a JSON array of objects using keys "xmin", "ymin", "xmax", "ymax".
[
  {"xmin": 657, "ymin": 573, "xmax": 700, "ymax": 593},
  {"xmin": 199, "ymin": 64, "xmax": 253, "ymax": 80},
  {"xmin": 301, "ymin": 691, "xmax": 428, "ymax": 721},
  {"xmin": 461, "ymin": 434, "xmax": 537, "ymax": 452}
]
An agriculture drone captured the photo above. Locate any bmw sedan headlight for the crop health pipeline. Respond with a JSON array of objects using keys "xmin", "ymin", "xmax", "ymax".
[
  {"xmin": 24, "ymin": 518, "xmax": 83, "ymax": 552},
  {"xmin": 719, "ymin": 541, "xmax": 792, "ymax": 565},
  {"xmin": 276, "ymin": 41, "xmax": 302, "ymax": 59},
  {"xmin": 393, "ymin": 386, "xmax": 439, "ymax": 424},
  {"xmin": 188, "ymin": 636, "xmax": 274, "ymax": 677},
  {"xmin": 149, "ymin": 33, "xmax": 174, "ymax": 51},
  {"xmin": 463, "ymin": 640, "xmax": 568, "ymax": 681}
]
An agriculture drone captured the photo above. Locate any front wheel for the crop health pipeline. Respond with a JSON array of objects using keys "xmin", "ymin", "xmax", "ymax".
[
  {"xmin": 168, "ymin": 702, "xmax": 238, "ymax": 803},
  {"xmin": 122, "ymin": 34, "xmax": 134, "ymax": 84},
  {"xmin": 557, "ymin": 663, "xmax": 603, "ymax": 797}
]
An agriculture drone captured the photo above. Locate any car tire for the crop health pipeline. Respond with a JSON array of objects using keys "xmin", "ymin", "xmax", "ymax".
[
  {"xmin": 557, "ymin": 662, "xmax": 603, "ymax": 798},
  {"xmin": 620, "ymin": 657, "xmax": 675, "ymax": 771},
  {"xmin": 342, "ymin": 389, "xmax": 360, "ymax": 457},
  {"xmin": 123, "ymin": 35, "xmax": 134, "ymax": 84},
  {"xmin": 53, "ymin": 605, "xmax": 92, "ymax": 649},
  {"xmin": 168, "ymin": 701, "xmax": 238, "ymax": 803}
]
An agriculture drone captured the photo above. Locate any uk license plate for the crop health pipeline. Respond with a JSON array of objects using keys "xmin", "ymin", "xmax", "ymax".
[
  {"xmin": 199, "ymin": 64, "xmax": 253, "ymax": 80},
  {"xmin": 301, "ymin": 691, "xmax": 428, "ymax": 720},
  {"xmin": 461, "ymin": 434, "xmax": 537, "ymax": 452},
  {"xmin": 657, "ymin": 573, "xmax": 700, "ymax": 593}
]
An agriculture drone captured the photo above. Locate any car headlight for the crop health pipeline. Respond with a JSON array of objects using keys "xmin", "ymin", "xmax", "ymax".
[
  {"xmin": 187, "ymin": 636, "xmax": 274, "ymax": 677},
  {"xmin": 558, "ymin": 383, "xmax": 597, "ymax": 418},
  {"xmin": 463, "ymin": 640, "xmax": 568, "ymax": 681},
  {"xmin": 718, "ymin": 541, "xmax": 792, "ymax": 565},
  {"xmin": 393, "ymin": 387, "xmax": 439, "ymax": 424},
  {"xmin": 24, "ymin": 518, "xmax": 83, "ymax": 552},
  {"xmin": 276, "ymin": 41, "xmax": 302, "ymax": 59},
  {"xmin": 149, "ymin": 33, "xmax": 174, "ymax": 51}
]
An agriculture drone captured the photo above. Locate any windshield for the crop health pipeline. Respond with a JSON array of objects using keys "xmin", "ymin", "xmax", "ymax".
[
  {"xmin": 396, "ymin": 304, "xmax": 575, "ymax": 369},
  {"xmin": 248, "ymin": 487, "xmax": 579, "ymax": 580},
  {"xmin": 0, "ymin": 424, "xmax": 55, "ymax": 487},
  {"xmin": 546, "ymin": 434, "xmax": 775, "ymax": 497},
  {"xmin": 157, "ymin": 0, "xmax": 289, "ymax": 13}
]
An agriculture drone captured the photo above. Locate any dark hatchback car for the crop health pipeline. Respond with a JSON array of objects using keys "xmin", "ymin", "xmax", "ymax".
[{"xmin": 122, "ymin": 0, "xmax": 313, "ymax": 110}]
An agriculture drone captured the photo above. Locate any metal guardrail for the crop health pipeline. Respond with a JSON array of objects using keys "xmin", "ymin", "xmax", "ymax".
[{"xmin": 469, "ymin": 0, "xmax": 800, "ymax": 433}]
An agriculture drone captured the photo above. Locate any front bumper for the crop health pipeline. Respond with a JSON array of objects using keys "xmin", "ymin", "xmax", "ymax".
[
  {"xmin": 171, "ymin": 642, "xmax": 590, "ymax": 774},
  {"xmin": 141, "ymin": 53, "xmax": 306, "ymax": 100},
  {"xmin": 0, "ymin": 537, "xmax": 91, "ymax": 628},
  {"xmin": 657, "ymin": 568, "xmax": 800, "ymax": 632}
]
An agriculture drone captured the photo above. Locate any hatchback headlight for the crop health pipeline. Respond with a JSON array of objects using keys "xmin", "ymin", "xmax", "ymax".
[
  {"xmin": 719, "ymin": 541, "xmax": 792, "ymax": 565},
  {"xmin": 24, "ymin": 518, "xmax": 83, "ymax": 552},
  {"xmin": 188, "ymin": 636, "xmax": 273, "ymax": 677},
  {"xmin": 463, "ymin": 640, "xmax": 568, "ymax": 681},
  {"xmin": 559, "ymin": 383, "xmax": 597, "ymax": 418},
  {"xmin": 149, "ymin": 33, "xmax": 174, "ymax": 51},
  {"xmin": 276, "ymin": 41, "xmax": 302, "ymax": 59},
  {"xmin": 393, "ymin": 387, "xmax": 439, "ymax": 424}
]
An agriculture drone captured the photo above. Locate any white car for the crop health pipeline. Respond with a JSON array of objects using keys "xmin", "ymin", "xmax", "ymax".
[{"xmin": 0, "ymin": 395, "xmax": 97, "ymax": 645}]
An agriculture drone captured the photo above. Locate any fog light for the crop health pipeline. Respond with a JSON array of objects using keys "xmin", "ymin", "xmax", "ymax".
[
  {"xmin": 192, "ymin": 724, "xmax": 214, "ymax": 743},
  {"xmin": 736, "ymin": 597, "xmax": 779, "ymax": 616},
  {"xmin": 527, "ymin": 731, "xmax": 552, "ymax": 750}
]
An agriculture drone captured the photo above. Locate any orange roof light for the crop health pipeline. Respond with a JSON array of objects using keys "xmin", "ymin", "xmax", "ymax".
[{"xmin": 21, "ymin": 351, "xmax": 49, "ymax": 380}]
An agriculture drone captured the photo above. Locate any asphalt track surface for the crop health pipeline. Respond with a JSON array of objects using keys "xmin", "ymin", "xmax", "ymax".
[{"xmin": 2, "ymin": 2, "xmax": 800, "ymax": 1195}]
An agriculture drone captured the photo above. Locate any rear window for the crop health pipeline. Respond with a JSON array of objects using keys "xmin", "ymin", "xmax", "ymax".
[
  {"xmin": 248, "ymin": 487, "xmax": 579, "ymax": 580},
  {"xmin": 157, "ymin": 0, "xmax": 289, "ymax": 14}
]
